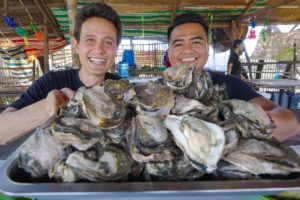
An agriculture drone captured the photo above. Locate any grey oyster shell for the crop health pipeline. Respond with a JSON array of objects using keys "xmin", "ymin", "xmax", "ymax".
[
  {"xmin": 103, "ymin": 79, "xmax": 135, "ymax": 102},
  {"xmin": 18, "ymin": 127, "xmax": 67, "ymax": 178}
]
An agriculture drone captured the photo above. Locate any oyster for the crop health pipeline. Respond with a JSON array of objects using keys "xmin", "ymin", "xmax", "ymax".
[
  {"xmin": 184, "ymin": 70, "xmax": 215, "ymax": 102},
  {"xmin": 219, "ymin": 99, "xmax": 275, "ymax": 139},
  {"xmin": 49, "ymin": 144, "xmax": 133, "ymax": 182},
  {"xmin": 218, "ymin": 138, "xmax": 300, "ymax": 179},
  {"xmin": 103, "ymin": 79, "xmax": 135, "ymax": 102},
  {"xmin": 51, "ymin": 117, "xmax": 107, "ymax": 151},
  {"xmin": 171, "ymin": 95, "xmax": 218, "ymax": 122},
  {"xmin": 126, "ymin": 114, "xmax": 176, "ymax": 162},
  {"xmin": 145, "ymin": 154, "xmax": 205, "ymax": 181},
  {"xmin": 164, "ymin": 115, "xmax": 225, "ymax": 172},
  {"xmin": 73, "ymin": 86, "xmax": 126, "ymax": 129},
  {"xmin": 133, "ymin": 81, "xmax": 175, "ymax": 116},
  {"xmin": 18, "ymin": 127, "xmax": 67, "ymax": 178},
  {"xmin": 163, "ymin": 64, "xmax": 193, "ymax": 92}
]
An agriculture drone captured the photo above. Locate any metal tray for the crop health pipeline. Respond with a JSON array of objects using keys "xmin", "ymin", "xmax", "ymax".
[{"xmin": 1, "ymin": 149, "xmax": 300, "ymax": 200}]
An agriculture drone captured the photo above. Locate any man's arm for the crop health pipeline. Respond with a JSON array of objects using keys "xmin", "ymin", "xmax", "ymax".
[
  {"xmin": 227, "ymin": 63, "xmax": 233, "ymax": 75},
  {"xmin": 0, "ymin": 88, "xmax": 75, "ymax": 145},
  {"xmin": 249, "ymin": 97, "xmax": 300, "ymax": 142}
]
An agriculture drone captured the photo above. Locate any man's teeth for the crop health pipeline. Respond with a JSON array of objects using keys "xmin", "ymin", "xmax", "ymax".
[
  {"xmin": 181, "ymin": 57, "xmax": 196, "ymax": 62},
  {"xmin": 89, "ymin": 58, "xmax": 105, "ymax": 64}
]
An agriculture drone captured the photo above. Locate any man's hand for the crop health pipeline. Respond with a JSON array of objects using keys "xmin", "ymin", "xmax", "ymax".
[{"xmin": 45, "ymin": 88, "xmax": 75, "ymax": 117}]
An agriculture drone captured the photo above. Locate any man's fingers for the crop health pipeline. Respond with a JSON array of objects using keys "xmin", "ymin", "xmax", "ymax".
[{"xmin": 60, "ymin": 88, "xmax": 76, "ymax": 100}]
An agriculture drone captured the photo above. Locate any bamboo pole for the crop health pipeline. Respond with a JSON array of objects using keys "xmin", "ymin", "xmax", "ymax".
[
  {"xmin": 43, "ymin": 17, "xmax": 49, "ymax": 73},
  {"xmin": 3, "ymin": 0, "xmax": 8, "ymax": 16},
  {"xmin": 67, "ymin": 0, "xmax": 79, "ymax": 69}
]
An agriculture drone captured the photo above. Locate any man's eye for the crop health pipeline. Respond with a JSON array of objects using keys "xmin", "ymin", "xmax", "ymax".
[
  {"xmin": 86, "ymin": 38, "xmax": 94, "ymax": 43},
  {"xmin": 174, "ymin": 43, "xmax": 182, "ymax": 47},
  {"xmin": 193, "ymin": 40, "xmax": 201, "ymax": 44},
  {"xmin": 105, "ymin": 40, "xmax": 113, "ymax": 46}
]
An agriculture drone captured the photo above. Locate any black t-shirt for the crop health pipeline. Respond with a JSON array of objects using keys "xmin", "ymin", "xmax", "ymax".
[
  {"xmin": 10, "ymin": 69, "xmax": 120, "ymax": 110},
  {"xmin": 209, "ymin": 71, "xmax": 261, "ymax": 101},
  {"xmin": 228, "ymin": 51, "xmax": 241, "ymax": 77}
]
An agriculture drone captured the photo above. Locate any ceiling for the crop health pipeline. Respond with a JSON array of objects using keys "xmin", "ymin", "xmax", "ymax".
[{"xmin": 0, "ymin": 0, "xmax": 299, "ymax": 43}]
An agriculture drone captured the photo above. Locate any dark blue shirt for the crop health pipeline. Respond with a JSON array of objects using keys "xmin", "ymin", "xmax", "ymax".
[
  {"xmin": 209, "ymin": 71, "xmax": 261, "ymax": 101},
  {"xmin": 10, "ymin": 69, "xmax": 120, "ymax": 110}
]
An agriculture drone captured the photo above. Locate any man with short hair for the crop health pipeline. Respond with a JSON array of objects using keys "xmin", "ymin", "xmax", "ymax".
[
  {"xmin": 0, "ymin": 3, "xmax": 121, "ymax": 144},
  {"xmin": 167, "ymin": 12, "xmax": 300, "ymax": 142}
]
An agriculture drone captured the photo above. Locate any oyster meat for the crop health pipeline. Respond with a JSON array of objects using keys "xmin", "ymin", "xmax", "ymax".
[{"xmin": 164, "ymin": 115, "xmax": 225, "ymax": 172}]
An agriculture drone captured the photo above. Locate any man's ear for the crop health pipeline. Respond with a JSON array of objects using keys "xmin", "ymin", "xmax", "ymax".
[{"xmin": 71, "ymin": 36, "xmax": 79, "ymax": 54}]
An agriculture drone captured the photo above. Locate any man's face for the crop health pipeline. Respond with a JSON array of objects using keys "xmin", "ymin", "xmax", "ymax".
[
  {"xmin": 168, "ymin": 23, "xmax": 209, "ymax": 73},
  {"xmin": 237, "ymin": 43, "xmax": 245, "ymax": 55},
  {"xmin": 74, "ymin": 17, "xmax": 117, "ymax": 77}
]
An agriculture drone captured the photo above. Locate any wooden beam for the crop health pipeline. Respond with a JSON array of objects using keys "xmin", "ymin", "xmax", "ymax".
[
  {"xmin": 238, "ymin": 0, "xmax": 256, "ymax": 20},
  {"xmin": 171, "ymin": 0, "xmax": 181, "ymax": 20},
  {"xmin": 33, "ymin": 0, "xmax": 62, "ymax": 38},
  {"xmin": 241, "ymin": 0, "xmax": 298, "ymax": 21}
]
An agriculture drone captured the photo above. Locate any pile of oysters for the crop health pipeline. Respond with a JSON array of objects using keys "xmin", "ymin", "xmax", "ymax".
[{"xmin": 18, "ymin": 65, "xmax": 300, "ymax": 182}]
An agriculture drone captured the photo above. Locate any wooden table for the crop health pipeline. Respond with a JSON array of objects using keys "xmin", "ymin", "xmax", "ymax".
[{"xmin": 249, "ymin": 79, "xmax": 300, "ymax": 91}]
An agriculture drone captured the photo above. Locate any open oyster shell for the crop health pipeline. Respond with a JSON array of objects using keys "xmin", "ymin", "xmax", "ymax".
[
  {"xmin": 103, "ymin": 79, "xmax": 136, "ymax": 102},
  {"xmin": 164, "ymin": 115, "xmax": 225, "ymax": 172}
]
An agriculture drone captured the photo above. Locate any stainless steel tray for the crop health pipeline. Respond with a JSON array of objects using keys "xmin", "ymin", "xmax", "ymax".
[{"xmin": 1, "ymin": 149, "xmax": 300, "ymax": 200}]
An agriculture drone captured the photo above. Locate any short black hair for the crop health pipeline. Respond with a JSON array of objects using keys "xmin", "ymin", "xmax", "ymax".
[
  {"xmin": 74, "ymin": 3, "xmax": 122, "ymax": 46},
  {"xmin": 167, "ymin": 13, "xmax": 209, "ymax": 42},
  {"xmin": 232, "ymin": 39, "xmax": 244, "ymax": 48}
]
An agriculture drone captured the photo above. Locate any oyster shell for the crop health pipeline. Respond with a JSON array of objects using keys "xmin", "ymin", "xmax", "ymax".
[
  {"xmin": 126, "ymin": 114, "xmax": 176, "ymax": 162},
  {"xmin": 218, "ymin": 138, "xmax": 300, "ymax": 179},
  {"xmin": 18, "ymin": 127, "xmax": 67, "ymax": 178},
  {"xmin": 103, "ymin": 79, "xmax": 135, "ymax": 102},
  {"xmin": 145, "ymin": 154, "xmax": 205, "ymax": 181},
  {"xmin": 49, "ymin": 144, "xmax": 133, "ymax": 182},
  {"xmin": 73, "ymin": 86, "xmax": 126, "ymax": 129},
  {"xmin": 219, "ymin": 99, "xmax": 275, "ymax": 139},
  {"xmin": 51, "ymin": 117, "xmax": 107, "ymax": 151},
  {"xmin": 163, "ymin": 64, "xmax": 193, "ymax": 92},
  {"xmin": 133, "ymin": 81, "xmax": 175, "ymax": 116},
  {"xmin": 164, "ymin": 115, "xmax": 225, "ymax": 172}
]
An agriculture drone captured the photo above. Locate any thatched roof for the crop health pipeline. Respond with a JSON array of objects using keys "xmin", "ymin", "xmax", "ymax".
[{"xmin": 0, "ymin": 0, "xmax": 299, "ymax": 43}]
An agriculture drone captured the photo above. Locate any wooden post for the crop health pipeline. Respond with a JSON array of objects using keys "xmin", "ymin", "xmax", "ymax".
[
  {"xmin": 67, "ymin": 0, "xmax": 78, "ymax": 69},
  {"xmin": 43, "ymin": 17, "xmax": 49, "ymax": 73},
  {"xmin": 3, "ymin": 0, "xmax": 8, "ymax": 16},
  {"xmin": 244, "ymin": 47, "xmax": 253, "ymax": 80},
  {"xmin": 32, "ymin": 58, "xmax": 36, "ymax": 82}
]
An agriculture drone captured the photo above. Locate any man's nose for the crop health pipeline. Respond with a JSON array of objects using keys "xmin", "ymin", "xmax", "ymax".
[
  {"xmin": 182, "ymin": 42, "xmax": 194, "ymax": 52},
  {"xmin": 95, "ymin": 42, "xmax": 105, "ymax": 53}
]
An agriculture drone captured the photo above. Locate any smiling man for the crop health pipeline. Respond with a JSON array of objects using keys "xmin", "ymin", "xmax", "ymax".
[
  {"xmin": 167, "ymin": 13, "xmax": 300, "ymax": 142},
  {"xmin": 0, "ymin": 3, "xmax": 121, "ymax": 144}
]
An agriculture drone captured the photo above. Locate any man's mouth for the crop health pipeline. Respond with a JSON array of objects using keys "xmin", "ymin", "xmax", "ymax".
[
  {"xmin": 180, "ymin": 57, "xmax": 197, "ymax": 63},
  {"xmin": 89, "ymin": 57, "xmax": 106, "ymax": 65}
]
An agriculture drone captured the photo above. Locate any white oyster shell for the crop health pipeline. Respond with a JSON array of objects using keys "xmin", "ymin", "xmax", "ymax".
[{"xmin": 164, "ymin": 115, "xmax": 225, "ymax": 172}]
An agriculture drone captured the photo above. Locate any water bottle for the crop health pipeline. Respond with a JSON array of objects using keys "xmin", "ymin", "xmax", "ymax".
[
  {"xmin": 118, "ymin": 61, "xmax": 129, "ymax": 78},
  {"xmin": 271, "ymin": 92, "xmax": 280, "ymax": 105},
  {"xmin": 289, "ymin": 93, "xmax": 299, "ymax": 109},
  {"xmin": 280, "ymin": 92, "xmax": 289, "ymax": 108}
]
